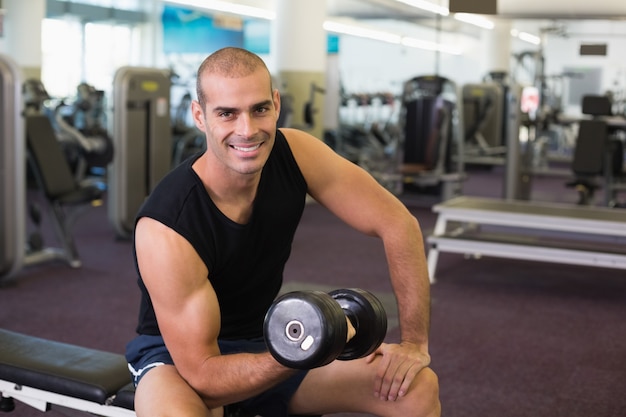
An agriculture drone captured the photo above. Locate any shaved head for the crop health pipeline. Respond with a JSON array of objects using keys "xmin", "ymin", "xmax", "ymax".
[{"xmin": 196, "ymin": 47, "xmax": 272, "ymax": 110}]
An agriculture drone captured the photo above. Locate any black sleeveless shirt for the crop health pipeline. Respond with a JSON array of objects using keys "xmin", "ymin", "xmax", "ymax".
[{"xmin": 133, "ymin": 130, "xmax": 308, "ymax": 339}]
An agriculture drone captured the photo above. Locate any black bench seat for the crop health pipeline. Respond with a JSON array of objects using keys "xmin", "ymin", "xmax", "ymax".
[{"xmin": 0, "ymin": 328, "xmax": 134, "ymax": 415}]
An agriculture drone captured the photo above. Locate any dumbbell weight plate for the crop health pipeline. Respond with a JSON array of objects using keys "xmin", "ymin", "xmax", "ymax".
[
  {"xmin": 329, "ymin": 288, "xmax": 388, "ymax": 361},
  {"xmin": 264, "ymin": 291, "xmax": 347, "ymax": 369}
]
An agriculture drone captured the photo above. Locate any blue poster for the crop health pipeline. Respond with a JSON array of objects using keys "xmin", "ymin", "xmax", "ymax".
[{"xmin": 162, "ymin": 5, "xmax": 244, "ymax": 54}]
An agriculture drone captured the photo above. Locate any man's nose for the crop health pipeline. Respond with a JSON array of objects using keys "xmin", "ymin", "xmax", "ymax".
[{"xmin": 235, "ymin": 113, "xmax": 258, "ymax": 137}]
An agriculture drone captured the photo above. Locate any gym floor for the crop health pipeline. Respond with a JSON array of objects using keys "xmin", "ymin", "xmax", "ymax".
[{"xmin": 2, "ymin": 166, "xmax": 625, "ymax": 417}]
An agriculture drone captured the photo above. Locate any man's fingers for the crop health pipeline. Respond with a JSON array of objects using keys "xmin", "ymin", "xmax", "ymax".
[{"xmin": 372, "ymin": 343, "xmax": 431, "ymax": 401}]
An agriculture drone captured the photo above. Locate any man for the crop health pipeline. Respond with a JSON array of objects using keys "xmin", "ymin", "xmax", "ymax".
[{"xmin": 126, "ymin": 47, "xmax": 440, "ymax": 417}]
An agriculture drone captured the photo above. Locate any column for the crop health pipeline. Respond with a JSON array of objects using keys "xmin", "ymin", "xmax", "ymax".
[
  {"xmin": 2, "ymin": 0, "xmax": 45, "ymax": 79},
  {"xmin": 482, "ymin": 19, "xmax": 512, "ymax": 77},
  {"xmin": 271, "ymin": 0, "xmax": 327, "ymax": 140}
]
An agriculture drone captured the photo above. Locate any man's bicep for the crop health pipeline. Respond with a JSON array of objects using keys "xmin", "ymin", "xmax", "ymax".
[{"xmin": 135, "ymin": 218, "xmax": 222, "ymax": 368}]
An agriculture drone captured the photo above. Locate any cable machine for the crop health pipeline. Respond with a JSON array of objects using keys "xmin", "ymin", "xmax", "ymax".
[{"xmin": 108, "ymin": 67, "xmax": 172, "ymax": 239}]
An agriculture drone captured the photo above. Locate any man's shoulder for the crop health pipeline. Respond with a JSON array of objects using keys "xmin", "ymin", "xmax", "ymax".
[
  {"xmin": 276, "ymin": 127, "xmax": 317, "ymax": 152},
  {"xmin": 143, "ymin": 163, "xmax": 200, "ymax": 214}
]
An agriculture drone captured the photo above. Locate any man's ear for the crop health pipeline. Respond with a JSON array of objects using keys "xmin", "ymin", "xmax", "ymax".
[
  {"xmin": 273, "ymin": 89, "xmax": 281, "ymax": 118},
  {"xmin": 191, "ymin": 100, "xmax": 206, "ymax": 131}
]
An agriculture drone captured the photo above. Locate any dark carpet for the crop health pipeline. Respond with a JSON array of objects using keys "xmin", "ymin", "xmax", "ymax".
[{"xmin": 1, "ymin": 166, "xmax": 625, "ymax": 416}]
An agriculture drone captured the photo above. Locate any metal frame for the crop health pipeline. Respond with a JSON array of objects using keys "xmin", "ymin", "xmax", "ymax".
[
  {"xmin": 0, "ymin": 54, "xmax": 25, "ymax": 284},
  {"xmin": 427, "ymin": 196, "xmax": 626, "ymax": 282},
  {"xmin": 0, "ymin": 379, "xmax": 135, "ymax": 417}
]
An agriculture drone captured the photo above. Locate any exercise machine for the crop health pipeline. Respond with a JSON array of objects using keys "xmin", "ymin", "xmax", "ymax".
[
  {"xmin": 332, "ymin": 89, "xmax": 402, "ymax": 192},
  {"xmin": 461, "ymin": 82, "xmax": 505, "ymax": 166},
  {"xmin": 170, "ymin": 89, "xmax": 204, "ymax": 167},
  {"xmin": 566, "ymin": 94, "xmax": 626, "ymax": 206},
  {"xmin": 54, "ymin": 82, "xmax": 115, "ymax": 186},
  {"xmin": 108, "ymin": 67, "xmax": 172, "ymax": 239},
  {"xmin": 1, "ymin": 56, "xmax": 100, "ymax": 286},
  {"xmin": 24, "ymin": 114, "xmax": 104, "ymax": 267},
  {"xmin": 399, "ymin": 75, "xmax": 465, "ymax": 202},
  {"xmin": 0, "ymin": 54, "xmax": 25, "ymax": 285},
  {"xmin": 170, "ymin": 70, "xmax": 205, "ymax": 167}
]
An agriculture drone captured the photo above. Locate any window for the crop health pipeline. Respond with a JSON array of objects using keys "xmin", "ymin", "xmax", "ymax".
[{"xmin": 41, "ymin": 16, "xmax": 140, "ymax": 99}]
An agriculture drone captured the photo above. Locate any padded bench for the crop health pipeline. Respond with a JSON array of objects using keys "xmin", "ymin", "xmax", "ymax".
[
  {"xmin": 427, "ymin": 196, "xmax": 626, "ymax": 281},
  {"xmin": 0, "ymin": 328, "xmax": 135, "ymax": 416},
  {"xmin": 0, "ymin": 329, "xmax": 314, "ymax": 417}
]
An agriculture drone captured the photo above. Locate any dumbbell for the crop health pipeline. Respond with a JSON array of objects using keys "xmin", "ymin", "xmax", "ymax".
[{"xmin": 263, "ymin": 288, "xmax": 387, "ymax": 369}]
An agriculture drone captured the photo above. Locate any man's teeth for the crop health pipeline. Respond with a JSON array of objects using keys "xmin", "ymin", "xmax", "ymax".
[{"xmin": 232, "ymin": 144, "xmax": 261, "ymax": 152}]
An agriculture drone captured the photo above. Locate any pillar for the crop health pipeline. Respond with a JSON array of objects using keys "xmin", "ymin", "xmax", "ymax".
[
  {"xmin": 2, "ymin": 0, "xmax": 45, "ymax": 79},
  {"xmin": 271, "ymin": 0, "xmax": 327, "ymax": 140},
  {"xmin": 483, "ymin": 18, "xmax": 512, "ymax": 77}
]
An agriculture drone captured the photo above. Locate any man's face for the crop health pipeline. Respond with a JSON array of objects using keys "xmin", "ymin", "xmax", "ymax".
[{"xmin": 192, "ymin": 67, "xmax": 281, "ymax": 177}]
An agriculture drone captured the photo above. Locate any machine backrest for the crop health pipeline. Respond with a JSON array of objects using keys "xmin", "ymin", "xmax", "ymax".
[
  {"xmin": 572, "ymin": 119, "xmax": 608, "ymax": 176},
  {"xmin": 581, "ymin": 95, "xmax": 612, "ymax": 116},
  {"xmin": 25, "ymin": 114, "xmax": 77, "ymax": 199}
]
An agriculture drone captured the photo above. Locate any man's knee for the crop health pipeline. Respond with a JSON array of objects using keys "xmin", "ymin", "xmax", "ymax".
[{"xmin": 404, "ymin": 367, "xmax": 441, "ymax": 417}]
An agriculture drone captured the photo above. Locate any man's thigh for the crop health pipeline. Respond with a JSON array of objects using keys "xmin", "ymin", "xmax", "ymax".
[
  {"xmin": 289, "ymin": 356, "xmax": 437, "ymax": 417},
  {"xmin": 288, "ymin": 356, "xmax": 380, "ymax": 415},
  {"xmin": 135, "ymin": 364, "xmax": 223, "ymax": 417}
]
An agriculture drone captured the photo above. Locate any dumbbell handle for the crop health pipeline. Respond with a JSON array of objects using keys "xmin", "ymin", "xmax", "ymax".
[
  {"xmin": 345, "ymin": 315, "xmax": 356, "ymax": 342},
  {"xmin": 329, "ymin": 288, "xmax": 387, "ymax": 362}
]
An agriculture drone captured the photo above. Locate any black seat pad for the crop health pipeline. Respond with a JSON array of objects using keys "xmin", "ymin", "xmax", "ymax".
[{"xmin": 0, "ymin": 329, "xmax": 131, "ymax": 405}]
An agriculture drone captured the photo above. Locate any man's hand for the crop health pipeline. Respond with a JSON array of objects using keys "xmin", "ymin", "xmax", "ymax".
[
  {"xmin": 366, "ymin": 341, "xmax": 431, "ymax": 401},
  {"xmin": 346, "ymin": 316, "xmax": 357, "ymax": 343}
]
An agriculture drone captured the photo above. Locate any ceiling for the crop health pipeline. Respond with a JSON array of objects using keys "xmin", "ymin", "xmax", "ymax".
[
  {"xmin": 231, "ymin": 0, "xmax": 626, "ymax": 39},
  {"xmin": 326, "ymin": 0, "xmax": 626, "ymax": 20}
]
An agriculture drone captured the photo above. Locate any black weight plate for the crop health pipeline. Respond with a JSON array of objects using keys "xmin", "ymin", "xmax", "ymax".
[
  {"xmin": 264, "ymin": 291, "xmax": 347, "ymax": 369},
  {"xmin": 329, "ymin": 288, "xmax": 387, "ymax": 360}
]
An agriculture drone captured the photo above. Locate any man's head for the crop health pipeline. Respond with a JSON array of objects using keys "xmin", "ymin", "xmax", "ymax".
[
  {"xmin": 196, "ymin": 47, "xmax": 273, "ymax": 112},
  {"xmin": 191, "ymin": 47, "xmax": 281, "ymax": 177}
]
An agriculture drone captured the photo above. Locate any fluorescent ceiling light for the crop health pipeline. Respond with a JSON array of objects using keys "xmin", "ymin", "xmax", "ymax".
[
  {"xmin": 401, "ymin": 37, "xmax": 462, "ymax": 55},
  {"xmin": 511, "ymin": 29, "xmax": 541, "ymax": 45},
  {"xmin": 454, "ymin": 13, "xmax": 494, "ymax": 30},
  {"xmin": 394, "ymin": 0, "xmax": 449, "ymax": 16},
  {"xmin": 165, "ymin": 0, "xmax": 275, "ymax": 20},
  {"xmin": 395, "ymin": 0, "xmax": 498, "ymax": 31},
  {"xmin": 518, "ymin": 32, "xmax": 541, "ymax": 45},
  {"xmin": 323, "ymin": 21, "xmax": 402, "ymax": 44},
  {"xmin": 324, "ymin": 19, "xmax": 461, "ymax": 55}
]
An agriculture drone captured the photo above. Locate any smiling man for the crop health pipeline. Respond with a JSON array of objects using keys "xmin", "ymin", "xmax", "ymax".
[{"xmin": 125, "ymin": 47, "xmax": 440, "ymax": 417}]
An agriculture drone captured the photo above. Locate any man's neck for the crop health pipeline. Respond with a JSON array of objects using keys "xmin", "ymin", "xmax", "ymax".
[{"xmin": 193, "ymin": 154, "xmax": 260, "ymax": 224}]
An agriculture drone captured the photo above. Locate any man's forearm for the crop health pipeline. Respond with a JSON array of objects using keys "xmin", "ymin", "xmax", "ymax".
[
  {"xmin": 189, "ymin": 351, "xmax": 296, "ymax": 408},
  {"xmin": 384, "ymin": 216, "xmax": 431, "ymax": 347}
]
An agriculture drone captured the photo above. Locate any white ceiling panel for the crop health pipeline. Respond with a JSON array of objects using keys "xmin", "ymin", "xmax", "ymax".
[{"xmin": 497, "ymin": 0, "xmax": 626, "ymax": 19}]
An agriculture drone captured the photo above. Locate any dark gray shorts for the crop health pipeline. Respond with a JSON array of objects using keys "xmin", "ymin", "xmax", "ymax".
[{"xmin": 125, "ymin": 334, "xmax": 309, "ymax": 417}]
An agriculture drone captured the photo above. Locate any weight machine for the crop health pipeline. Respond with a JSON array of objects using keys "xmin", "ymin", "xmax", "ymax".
[
  {"xmin": 108, "ymin": 67, "xmax": 172, "ymax": 239},
  {"xmin": 0, "ymin": 54, "xmax": 25, "ymax": 285},
  {"xmin": 399, "ymin": 75, "xmax": 465, "ymax": 202},
  {"xmin": 461, "ymin": 81, "xmax": 506, "ymax": 166},
  {"xmin": 1, "ymin": 55, "xmax": 102, "ymax": 285}
]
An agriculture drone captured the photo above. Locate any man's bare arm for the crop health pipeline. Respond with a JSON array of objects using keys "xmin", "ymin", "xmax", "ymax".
[{"xmin": 135, "ymin": 218, "xmax": 295, "ymax": 408}]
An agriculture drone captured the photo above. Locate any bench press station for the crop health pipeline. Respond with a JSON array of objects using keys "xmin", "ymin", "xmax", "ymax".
[{"xmin": 0, "ymin": 329, "xmax": 135, "ymax": 416}]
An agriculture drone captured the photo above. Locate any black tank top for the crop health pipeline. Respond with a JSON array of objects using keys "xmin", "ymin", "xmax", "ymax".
[{"xmin": 133, "ymin": 130, "xmax": 308, "ymax": 339}]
